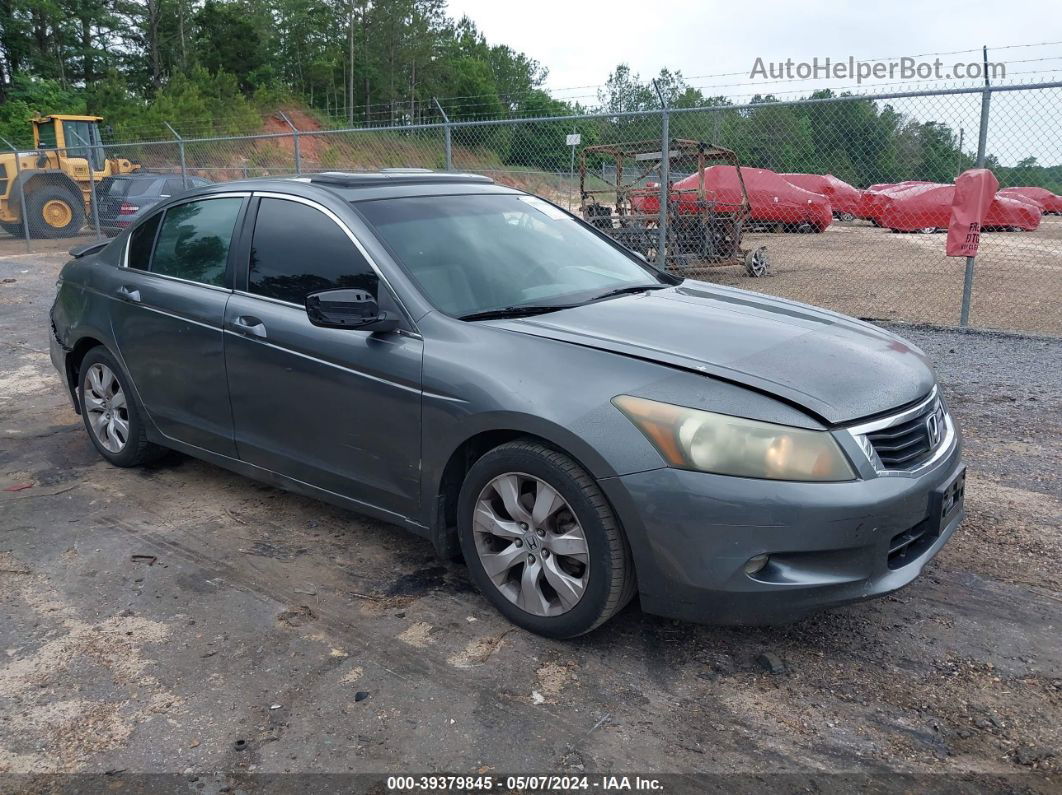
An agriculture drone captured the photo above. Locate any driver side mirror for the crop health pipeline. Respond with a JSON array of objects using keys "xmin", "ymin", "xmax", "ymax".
[{"xmin": 305, "ymin": 288, "xmax": 400, "ymax": 333}]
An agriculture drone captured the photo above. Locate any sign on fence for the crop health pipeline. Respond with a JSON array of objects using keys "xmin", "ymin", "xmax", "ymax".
[{"xmin": 947, "ymin": 168, "xmax": 999, "ymax": 258}]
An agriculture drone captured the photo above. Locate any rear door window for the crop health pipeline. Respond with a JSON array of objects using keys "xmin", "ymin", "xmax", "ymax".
[{"xmin": 149, "ymin": 197, "xmax": 243, "ymax": 287}]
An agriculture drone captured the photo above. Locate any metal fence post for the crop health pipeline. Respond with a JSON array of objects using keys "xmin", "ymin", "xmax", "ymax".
[
  {"xmin": 277, "ymin": 112, "xmax": 301, "ymax": 175},
  {"xmin": 164, "ymin": 122, "xmax": 188, "ymax": 188},
  {"xmin": 0, "ymin": 136, "xmax": 31, "ymax": 252},
  {"xmin": 434, "ymin": 98, "xmax": 452, "ymax": 171},
  {"xmin": 653, "ymin": 81, "xmax": 670, "ymax": 269},
  {"xmin": 86, "ymin": 149, "xmax": 101, "ymax": 238},
  {"xmin": 960, "ymin": 47, "xmax": 993, "ymax": 328}
]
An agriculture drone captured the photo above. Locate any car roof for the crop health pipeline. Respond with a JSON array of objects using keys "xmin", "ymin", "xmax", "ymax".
[{"xmin": 176, "ymin": 170, "xmax": 522, "ymax": 204}]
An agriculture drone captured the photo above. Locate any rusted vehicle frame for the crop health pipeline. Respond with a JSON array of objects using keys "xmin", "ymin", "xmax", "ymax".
[{"xmin": 578, "ymin": 139, "xmax": 768, "ymax": 276}]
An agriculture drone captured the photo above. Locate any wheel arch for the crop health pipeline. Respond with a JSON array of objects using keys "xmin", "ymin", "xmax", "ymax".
[
  {"xmin": 17, "ymin": 170, "xmax": 84, "ymax": 204},
  {"xmin": 428, "ymin": 422, "xmax": 618, "ymax": 561},
  {"xmin": 64, "ymin": 336, "xmax": 108, "ymax": 413}
]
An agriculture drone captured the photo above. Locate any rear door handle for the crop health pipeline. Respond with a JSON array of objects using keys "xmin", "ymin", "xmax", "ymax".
[
  {"xmin": 116, "ymin": 285, "xmax": 141, "ymax": 303},
  {"xmin": 233, "ymin": 315, "xmax": 267, "ymax": 339}
]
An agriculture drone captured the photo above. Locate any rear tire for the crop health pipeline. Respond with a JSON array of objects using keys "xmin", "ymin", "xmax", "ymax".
[
  {"xmin": 77, "ymin": 347, "xmax": 165, "ymax": 467},
  {"xmin": 457, "ymin": 440, "xmax": 636, "ymax": 638}
]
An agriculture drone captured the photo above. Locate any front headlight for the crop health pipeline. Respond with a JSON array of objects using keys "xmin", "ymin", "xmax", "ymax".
[{"xmin": 613, "ymin": 395, "xmax": 855, "ymax": 482}]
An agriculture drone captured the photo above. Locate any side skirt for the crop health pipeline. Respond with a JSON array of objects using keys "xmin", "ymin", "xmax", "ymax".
[{"xmin": 144, "ymin": 428, "xmax": 432, "ymax": 539}]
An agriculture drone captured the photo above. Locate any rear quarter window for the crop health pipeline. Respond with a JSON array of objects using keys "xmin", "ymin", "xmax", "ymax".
[{"xmin": 127, "ymin": 213, "xmax": 163, "ymax": 271}]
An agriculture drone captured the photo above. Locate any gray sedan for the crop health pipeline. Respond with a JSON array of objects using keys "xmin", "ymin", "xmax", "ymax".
[
  {"xmin": 49, "ymin": 171, "xmax": 965, "ymax": 637},
  {"xmin": 96, "ymin": 172, "xmax": 213, "ymax": 235}
]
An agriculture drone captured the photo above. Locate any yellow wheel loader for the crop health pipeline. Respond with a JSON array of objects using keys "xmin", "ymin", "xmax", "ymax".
[{"xmin": 0, "ymin": 114, "xmax": 139, "ymax": 239}]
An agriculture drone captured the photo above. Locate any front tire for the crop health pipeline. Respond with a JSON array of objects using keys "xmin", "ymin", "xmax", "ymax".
[
  {"xmin": 77, "ymin": 347, "xmax": 164, "ymax": 467},
  {"xmin": 27, "ymin": 186, "xmax": 85, "ymax": 239},
  {"xmin": 457, "ymin": 440, "xmax": 636, "ymax": 638}
]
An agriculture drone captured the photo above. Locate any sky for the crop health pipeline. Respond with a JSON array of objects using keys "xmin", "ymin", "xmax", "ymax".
[
  {"xmin": 445, "ymin": 0, "xmax": 1062, "ymax": 98},
  {"xmin": 444, "ymin": 0, "xmax": 1062, "ymax": 164}
]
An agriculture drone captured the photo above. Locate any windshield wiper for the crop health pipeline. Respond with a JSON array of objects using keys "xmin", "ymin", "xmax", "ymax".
[
  {"xmin": 458, "ymin": 284, "xmax": 668, "ymax": 321},
  {"xmin": 584, "ymin": 284, "xmax": 669, "ymax": 303},
  {"xmin": 458, "ymin": 304, "xmax": 577, "ymax": 322}
]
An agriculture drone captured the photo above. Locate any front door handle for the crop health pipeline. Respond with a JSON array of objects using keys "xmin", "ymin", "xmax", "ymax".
[
  {"xmin": 116, "ymin": 285, "xmax": 141, "ymax": 303},
  {"xmin": 233, "ymin": 315, "xmax": 267, "ymax": 339}
]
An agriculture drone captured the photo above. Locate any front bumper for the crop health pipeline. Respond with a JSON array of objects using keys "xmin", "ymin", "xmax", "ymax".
[{"xmin": 598, "ymin": 437, "xmax": 964, "ymax": 625}]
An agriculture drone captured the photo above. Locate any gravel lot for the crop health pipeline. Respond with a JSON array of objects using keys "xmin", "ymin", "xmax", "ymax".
[
  {"xmin": 671, "ymin": 217, "xmax": 1062, "ymax": 336},
  {"xmin": 0, "ymin": 248, "xmax": 1059, "ymax": 791}
]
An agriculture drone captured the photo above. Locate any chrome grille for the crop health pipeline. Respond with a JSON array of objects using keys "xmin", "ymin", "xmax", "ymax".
[
  {"xmin": 848, "ymin": 389, "xmax": 952, "ymax": 474},
  {"xmin": 866, "ymin": 399, "xmax": 945, "ymax": 468}
]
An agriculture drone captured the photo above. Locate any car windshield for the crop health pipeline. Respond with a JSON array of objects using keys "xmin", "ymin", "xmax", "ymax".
[{"xmin": 356, "ymin": 193, "xmax": 665, "ymax": 318}]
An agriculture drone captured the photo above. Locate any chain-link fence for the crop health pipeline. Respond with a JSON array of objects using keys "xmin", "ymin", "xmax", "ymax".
[{"xmin": 3, "ymin": 82, "xmax": 1060, "ymax": 336}]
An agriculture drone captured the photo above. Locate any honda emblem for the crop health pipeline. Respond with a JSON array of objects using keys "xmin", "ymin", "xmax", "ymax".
[{"xmin": 926, "ymin": 413, "xmax": 941, "ymax": 447}]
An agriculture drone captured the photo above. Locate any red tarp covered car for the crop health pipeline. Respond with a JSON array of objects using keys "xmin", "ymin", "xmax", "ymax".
[
  {"xmin": 877, "ymin": 183, "xmax": 1042, "ymax": 232},
  {"xmin": 858, "ymin": 181, "xmax": 939, "ymax": 224},
  {"xmin": 632, "ymin": 166, "xmax": 833, "ymax": 232},
  {"xmin": 998, "ymin": 186, "xmax": 1062, "ymax": 214},
  {"xmin": 781, "ymin": 173, "xmax": 862, "ymax": 220}
]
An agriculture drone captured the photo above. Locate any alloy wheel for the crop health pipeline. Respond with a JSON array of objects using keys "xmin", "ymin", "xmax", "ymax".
[
  {"xmin": 472, "ymin": 472, "xmax": 590, "ymax": 617},
  {"xmin": 745, "ymin": 246, "xmax": 770, "ymax": 277},
  {"xmin": 83, "ymin": 363, "xmax": 129, "ymax": 453}
]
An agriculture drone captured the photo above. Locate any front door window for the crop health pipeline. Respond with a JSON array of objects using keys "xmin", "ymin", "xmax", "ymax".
[{"xmin": 248, "ymin": 198, "xmax": 379, "ymax": 304}]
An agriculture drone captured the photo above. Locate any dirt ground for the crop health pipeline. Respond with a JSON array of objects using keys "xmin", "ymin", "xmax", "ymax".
[
  {"xmin": 1, "ymin": 249, "xmax": 1060, "ymax": 792},
  {"xmin": 698, "ymin": 216, "xmax": 1062, "ymax": 336}
]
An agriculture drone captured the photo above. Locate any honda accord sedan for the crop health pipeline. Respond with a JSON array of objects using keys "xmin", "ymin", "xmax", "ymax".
[{"xmin": 50, "ymin": 171, "xmax": 965, "ymax": 638}]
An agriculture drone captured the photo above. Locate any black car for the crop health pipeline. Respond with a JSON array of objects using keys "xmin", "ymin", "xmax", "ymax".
[{"xmin": 96, "ymin": 173, "xmax": 213, "ymax": 235}]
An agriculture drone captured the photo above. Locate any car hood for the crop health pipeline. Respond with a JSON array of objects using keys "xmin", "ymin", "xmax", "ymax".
[{"xmin": 489, "ymin": 283, "xmax": 935, "ymax": 425}]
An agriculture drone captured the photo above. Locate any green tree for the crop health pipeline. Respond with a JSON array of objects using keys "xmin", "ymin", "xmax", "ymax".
[
  {"xmin": 0, "ymin": 74, "xmax": 85, "ymax": 145},
  {"xmin": 193, "ymin": 0, "xmax": 266, "ymax": 93}
]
